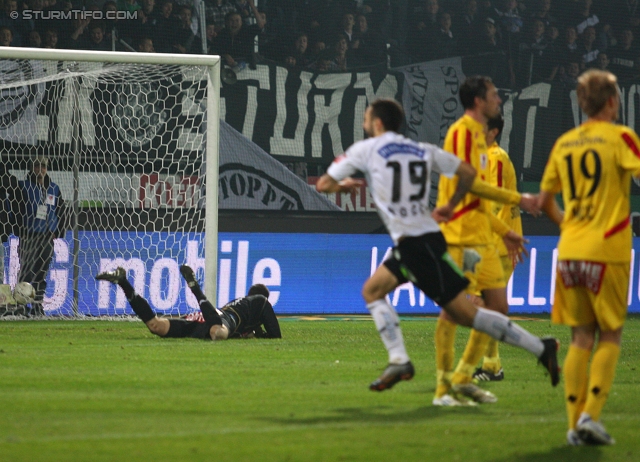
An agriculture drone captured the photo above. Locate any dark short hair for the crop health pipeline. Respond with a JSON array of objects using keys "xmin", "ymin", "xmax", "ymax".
[
  {"xmin": 248, "ymin": 284, "xmax": 269, "ymax": 298},
  {"xmin": 487, "ymin": 114, "xmax": 504, "ymax": 134},
  {"xmin": 369, "ymin": 98, "xmax": 404, "ymax": 133},
  {"xmin": 459, "ymin": 76, "xmax": 493, "ymax": 110}
]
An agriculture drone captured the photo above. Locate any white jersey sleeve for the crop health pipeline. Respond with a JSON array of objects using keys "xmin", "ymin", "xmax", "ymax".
[
  {"xmin": 423, "ymin": 144, "xmax": 461, "ymax": 178},
  {"xmin": 326, "ymin": 140, "xmax": 370, "ymax": 181}
]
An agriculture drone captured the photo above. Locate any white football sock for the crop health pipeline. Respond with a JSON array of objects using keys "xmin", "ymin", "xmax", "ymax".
[
  {"xmin": 367, "ymin": 299, "xmax": 410, "ymax": 364},
  {"xmin": 472, "ymin": 307, "xmax": 544, "ymax": 357}
]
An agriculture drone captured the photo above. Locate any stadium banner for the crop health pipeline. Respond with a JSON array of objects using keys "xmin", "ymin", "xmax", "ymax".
[
  {"xmin": 0, "ymin": 59, "xmax": 45, "ymax": 145},
  {"xmin": 221, "ymin": 63, "xmax": 400, "ymax": 163},
  {"xmin": 4, "ymin": 233, "xmax": 640, "ymax": 316},
  {"xmin": 397, "ymin": 57, "xmax": 466, "ymax": 145}
]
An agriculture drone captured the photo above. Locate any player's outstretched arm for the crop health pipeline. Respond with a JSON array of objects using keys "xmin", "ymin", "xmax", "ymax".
[
  {"xmin": 432, "ymin": 161, "xmax": 476, "ymax": 223},
  {"xmin": 316, "ymin": 174, "xmax": 364, "ymax": 194},
  {"xmin": 470, "ymin": 177, "xmax": 540, "ymax": 216}
]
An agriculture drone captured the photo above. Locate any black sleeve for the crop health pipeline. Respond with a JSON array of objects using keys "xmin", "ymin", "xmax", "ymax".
[{"xmin": 260, "ymin": 300, "xmax": 281, "ymax": 338}]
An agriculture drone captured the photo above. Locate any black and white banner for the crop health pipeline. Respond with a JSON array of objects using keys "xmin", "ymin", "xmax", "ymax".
[
  {"xmin": 221, "ymin": 63, "xmax": 400, "ymax": 163},
  {"xmin": 0, "ymin": 59, "xmax": 45, "ymax": 145},
  {"xmin": 398, "ymin": 57, "xmax": 466, "ymax": 145},
  {"xmin": 3, "ymin": 57, "xmax": 640, "ymax": 184}
]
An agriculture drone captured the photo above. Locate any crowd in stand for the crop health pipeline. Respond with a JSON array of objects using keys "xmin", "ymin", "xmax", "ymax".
[{"xmin": 0, "ymin": 0, "xmax": 639, "ymax": 87}]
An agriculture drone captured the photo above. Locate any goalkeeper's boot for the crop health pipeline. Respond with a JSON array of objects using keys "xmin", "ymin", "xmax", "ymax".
[
  {"xmin": 180, "ymin": 265, "xmax": 200, "ymax": 289},
  {"xmin": 95, "ymin": 267, "xmax": 126, "ymax": 284},
  {"xmin": 369, "ymin": 361, "xmax": 414, "ymax": 391},
  {"xmin": 432, "ymin": 394, "xmax": 477, "ymax": 407},
  {"xmin": 538, "ymin": 337, "xmax": 561, "ymax": 387},
  {"xmin": 472, "ymin": 367, "xmax": 504, "ymax": 382}
]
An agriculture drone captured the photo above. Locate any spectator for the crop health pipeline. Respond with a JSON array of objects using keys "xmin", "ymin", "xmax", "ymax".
[
  {"xmin": 559, "ymin": 58, "xmax": 580, "ymax": 85},
  {"xmin": 27, "ymin": 30, "xmax": 41, "ymax": 47},
  {"xmin": 234, "ymin": 0, "xmax": 256, "ymax": 25},
  {"xmin": 475, "ymin": 16, "xmax": 503, "ymax": 53},
  {"xmin": 455, "ymin": 0, "xmax": 480, "ymax": 54},
  {"xmin": 201, "ymin": 0, "xmax": 237, "ymax": 31},
  {"xmin": 574, "ymin": 0, "xmax": 610, "ymax": 51},
  {"xmin": 518, "ymin": 18, "xmax": 553, "ymax": 83},
  {"xmin": 138, "ymin": 0, "xmax": 159, "ymax": 40},
  {"xmin": 332, "ymin": 35, "xmax": 350, "ymax": 71},
  {"xmin": 136, "ymin": 36, "xmax": 154, "ymax": 52},
  {"xmin": 151, "ymin": 0, "xmax": 174, "ymax": 52},
  {"xmin": 103, "ymin": 0, "xmax": 132, "ymax": 47},
  {"xmin": 594, "ymin": 51, "xmax": 610, "ymax": 70},
  {"xmin": 42, "ymin": 28, "xmax": 59, "ymax": 48},
  {"xmin": 496, "ymin": 0, "xmax": 523, "ymax": 34},
  {"xmin": 339, "ymin": 12, "xmax": 357, "ymax": 49},
  {"xmin": 0, "ymin": 26, "xmax": 14, "ymax": 46},
  {"xmin": 169, "ymin": 5, "xmax": 196, "ymax": 53},
  {"xmin": 579, "ymin": 25, "xmax": 600, "ymax": 68},
  {"xmin": 407, "ymin": 0, "xmax": 440, "ymax": 62},
  {"xmin": 0, "ymin": 0, "xmax": 23, "ymax": 47},
  {"xmin": 284, "ymin": 32, "xmax": 312, "ymax": 69},
  {"xmin": 17, "ymin": 156, "xmax": 66, "ymax": 316},
  {"xmin": 212, "ymin": 10, "xmax": 265, "ymax": 68},
  {"xmin": 434, "ymin": 11, "xmax": 458, "ymax": 59},
  {"xmin": 204, "ymin": 23, "xmax": 217, "ymax": 53},
  {"xmin": 609, "ymin": 29, "xmax": 637, "ymax": 81},
  {"xmin": 352, "ymin": 13, "xmax": 387, "ymax": 66},
  {"xmin": 75, "ymin": 21, "xmax": 112, "ymax": 51},
  {"xmin": 307, "ymin": 48, "xmax": 341, "ymax": 72},
  {"xmin": 254, "ymin": 9, "xmax": 280, "ymax": 60},
  {"xmin": 529, "ymin": 0, "xmax": 556, "ymax": 29},
  {"xmin": 559, "ymin": 25, "xmax": 579, "ymax": 61}
]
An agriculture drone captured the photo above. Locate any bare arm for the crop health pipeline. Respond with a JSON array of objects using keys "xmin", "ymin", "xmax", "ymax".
[{"xmin": 316, "ymin": 173, "xmax": 363, "ymax": 194}]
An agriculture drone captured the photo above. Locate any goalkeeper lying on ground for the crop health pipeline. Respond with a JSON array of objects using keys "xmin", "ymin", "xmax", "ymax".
[{"xmin": 95, "ymin": 265, "xmax": 281, "ymax": 340}]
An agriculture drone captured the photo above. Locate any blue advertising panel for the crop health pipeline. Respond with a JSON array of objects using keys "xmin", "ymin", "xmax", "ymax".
[{"xmin": 4, "ymin": 233, "xmax": 640, "ymax": 315}]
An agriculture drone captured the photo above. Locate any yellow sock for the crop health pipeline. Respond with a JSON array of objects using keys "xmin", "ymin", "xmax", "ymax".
[
  {"xmin": 584, "ymin": 341, "xmax": 620, "ymax": 422},
  {"xmin": 435, "ymin": 317, "xmax": 457, "ymax": 397},
  {"xmin": 563, "ymin": 345, "xmax": 590, "ymax": 429},
  {"xmin": 482, "ymin": 339, "xmax": 501, "ymax": 373},
  {"xmin": 452, "ymin": 329, "xmax": 491, "ymax": 385}
]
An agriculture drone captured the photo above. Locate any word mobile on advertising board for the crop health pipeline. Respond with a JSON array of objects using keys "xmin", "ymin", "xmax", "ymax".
[{"xmin": 3, "ymin": 234, "xmax": 640, "ymax": 316}]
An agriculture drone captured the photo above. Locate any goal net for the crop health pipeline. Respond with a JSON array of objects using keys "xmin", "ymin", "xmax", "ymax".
[{"xmin": 0, "ymin": 48, "xmax": 220, "ymax": 318}]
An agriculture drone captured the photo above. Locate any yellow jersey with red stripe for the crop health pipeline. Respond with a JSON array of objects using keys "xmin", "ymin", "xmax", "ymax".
[
  {"xmin": 437, "ymin": 114, "xmax": 493, "ymax": 246},
  {"xmin": 488, "ymin": 142, "xmax": 522, "ymax": 256},
  {"xmin": 540, "ymin": 121, "xmax": 640, "ymax": 263}
]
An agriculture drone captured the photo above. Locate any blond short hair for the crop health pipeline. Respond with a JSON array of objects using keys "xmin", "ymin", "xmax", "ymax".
[{"xmin": 576, "ymin": 69, "xmax": 619, "ymax": 117}]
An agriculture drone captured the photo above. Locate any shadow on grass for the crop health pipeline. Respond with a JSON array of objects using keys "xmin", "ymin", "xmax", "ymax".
[
  {"xmin": 489, "ymin": 446, "xmax": 604, "ymax": 462},
  {"xmin": 261, "ymin": 405, "xmax": 483, "ymax": 426}
]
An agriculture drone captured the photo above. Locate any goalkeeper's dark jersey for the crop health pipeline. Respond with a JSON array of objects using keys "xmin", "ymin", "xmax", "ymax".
[
  {"xmin": 184, "ymin": 294, "xmax": 281, "ymax": 339},
  {"xmin": 222, "ymin": 294, "xmax": 281, "ymax": 338}
]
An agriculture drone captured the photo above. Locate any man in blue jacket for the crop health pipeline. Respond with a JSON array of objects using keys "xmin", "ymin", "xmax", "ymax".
[{"xmin": 18, "ymin": 156, "xmax": 64, "ymax": 315}]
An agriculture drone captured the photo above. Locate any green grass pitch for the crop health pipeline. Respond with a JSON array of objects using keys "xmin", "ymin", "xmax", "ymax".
[{"xmin": 1, "ymin": 316, "xmax": 639, "ymax": 462}]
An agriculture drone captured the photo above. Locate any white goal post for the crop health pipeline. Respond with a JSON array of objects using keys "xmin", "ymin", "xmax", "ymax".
[{"xmin": 0, "ymin": 48, "xmax": 220, "ymax": 317}]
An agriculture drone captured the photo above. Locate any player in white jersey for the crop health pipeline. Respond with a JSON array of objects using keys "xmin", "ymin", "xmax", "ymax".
[{"xmin": 317, "ymin": 98, "xmax": 559, "ymax": 393}]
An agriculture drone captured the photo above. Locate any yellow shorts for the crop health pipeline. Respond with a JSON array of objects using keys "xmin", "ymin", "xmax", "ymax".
[
  {"xmin": 448, "ymin": 244, "xmax": 506, "ymax": 295},
  {"xmin": 552, "ymin": 261, "xmax": 629, "ymax": 331},
  {"xmin": 500, "ymin": 254, "xmax": 515, "ymax": 284}
]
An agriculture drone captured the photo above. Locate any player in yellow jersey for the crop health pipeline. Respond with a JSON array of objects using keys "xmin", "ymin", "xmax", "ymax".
[
  {"xmin": 472, "ymin": 114, "xmax": 524, "ymax": 382},
  {"xmin": 538, "ymin": 70, "xmax": 640, "ymax": 446},
  {"xmin": 433, "ymin": 76, "xmax": 542, "ymax": 406}
]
